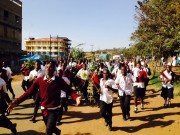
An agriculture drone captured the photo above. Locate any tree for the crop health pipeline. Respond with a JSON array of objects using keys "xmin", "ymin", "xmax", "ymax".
[
  {"xmin": 69, "ymin": 44, "xmax": 84, "ymax": 62},
  {"xmin": 131, "ymin": 0, "xmax": 180, "ymax": 58}
]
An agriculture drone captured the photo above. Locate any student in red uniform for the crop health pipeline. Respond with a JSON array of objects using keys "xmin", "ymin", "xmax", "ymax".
[
  {"xmin": 7, "ymin": 61, "xmax": 81, "ymax": 135},
  {"xmin": 132, "ymin": 63, "xmax": 147, "ymax": 113},
  {"xmin": 20, "ymin": 63, "xmax": 30, "ymax": 92},
  {"xmin": 90, "ymin": 66, "xmax": 100, "ymax": 107},
  {"xmin": 160, "ymin": 64, "xmax": 175, "ymax": 107}
]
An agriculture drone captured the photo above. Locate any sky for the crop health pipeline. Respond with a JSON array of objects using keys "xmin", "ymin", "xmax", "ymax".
[{"xmin": 22, "ymin": 0, "xmax": 138, "ymax": 52}]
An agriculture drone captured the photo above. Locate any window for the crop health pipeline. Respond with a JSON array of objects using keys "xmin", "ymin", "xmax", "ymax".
[
  {"xmin": 4, "ymin": 10, "xmax": 9, "ymax": 20},
  {"xmin": 4, "ymin": 26, "xmax": 7, "ymax": 38},
  {"xmin": 54, "ymin": 47, "xmax": 58, "ymax": 49},
  {"xmin": 13, "ymin": 30, "xmax": 15, "ymax": 39},
  {"xmin": 15, "ymin": 16, "xmax": 20, "ymax": 23}
]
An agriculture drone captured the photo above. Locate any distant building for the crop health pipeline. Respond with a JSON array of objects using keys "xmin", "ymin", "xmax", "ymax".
[
  {"xmin": 25, "ymin": 37, "xmax": 71, "ymax": 58},
  {"xmin": 0, "ymin": 0, "xmax": 23, "ymax": 68}
]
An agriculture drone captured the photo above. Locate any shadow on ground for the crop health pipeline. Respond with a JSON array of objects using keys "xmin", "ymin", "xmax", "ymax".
[
  {"xmin": 2, "ymin": 130, "xmax": 44, "ymax": 135},
  {"xmin": 112, "ymin": 112, "xmax": 180, "ymax": 133}
]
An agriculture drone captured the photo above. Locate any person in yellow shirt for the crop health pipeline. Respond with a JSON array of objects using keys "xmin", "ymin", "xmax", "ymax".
[{"xmin": 76, "ymin": 64, "xmax": 90, "ymax": 103}]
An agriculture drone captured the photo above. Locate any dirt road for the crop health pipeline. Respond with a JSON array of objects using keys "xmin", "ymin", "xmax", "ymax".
[{"xmin": 1, "ymin": 76, "xmax": 180, "ymax": 135}]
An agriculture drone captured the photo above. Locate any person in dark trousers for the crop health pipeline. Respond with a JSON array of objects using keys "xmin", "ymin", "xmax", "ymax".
[
  {"xmin": 90, "ymin": 67, "xmax": 100, "ymax": 107},
  {"xmin": 0, "ymin": 70, "xmax": 17, "ymax": 135},
  {"xmin": 7, "ymin": 61, "xmax": 81, "ymax": 135},
  {"xmin": 56, "ymin": 70, "xmax": 70, "ymax": 125},
  {"xmin": 132, "ymin": 63, "xmax": 147, "ymax": 113},
  {"xmin": 115, "ymin": 66, "xmax": 133, "ymax": 120},
  {"xmin": 2, "ymin": 61, "xmax": 15, "ymax": 99},
  {"xmin": 20, "ymin": 63, "xmax": 31, "ymax": 92},
  {"xmin": 160, "ymin": 64, "xmax": 175, "ymax": 107},
  {"xmin": 28, "ymin": 60, "xmax": 45, "ymax": 123},
  {"xmin": 76, "ymin": 64, "xmax": 90, "ymax": 103},
  {"xmin": 99, "ymin": 68, "xmax": 117, "ymax": 131}
]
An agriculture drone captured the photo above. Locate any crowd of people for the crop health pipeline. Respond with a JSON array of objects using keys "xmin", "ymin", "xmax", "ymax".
[{"xmin": 0, "ymin": 57, "xmax": 176, "ymax": 135}]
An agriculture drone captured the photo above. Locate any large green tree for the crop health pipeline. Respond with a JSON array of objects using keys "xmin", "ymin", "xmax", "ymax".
[{"xmin": 131, "ymin": 0, "xmax": 180, "ymax": 57}]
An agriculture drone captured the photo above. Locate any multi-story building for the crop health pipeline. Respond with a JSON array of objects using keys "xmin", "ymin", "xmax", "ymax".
[
  {"xmin": 0, "ymin": 0, "xmax": 22, "ymax": 66},
  {"xmin": 25, "ymin": 37, "xmax": 71, "ymax": 59}
]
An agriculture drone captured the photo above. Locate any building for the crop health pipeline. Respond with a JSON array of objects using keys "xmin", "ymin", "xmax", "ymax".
[
  {"xmin": 0, "ymin": 0, "xmax": 23, "ymax": 67},
  {"xmin": 25, "ymin": 37, "xmax": 71, "ymax": 59}
]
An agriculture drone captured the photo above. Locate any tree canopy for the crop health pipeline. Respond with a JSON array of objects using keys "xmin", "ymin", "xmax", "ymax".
[
  {"xmin": 69, "ymin": 44, "xmax": 84, "ymax": 62},
  {"xmin": 130, "ymin": 0, "xmax": 180, "ymax": 58}
]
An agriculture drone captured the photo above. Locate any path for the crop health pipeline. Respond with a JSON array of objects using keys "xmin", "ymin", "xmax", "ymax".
[{"xmin": 1, "ymin": 76, "xmax": 180, "ymax": 135}]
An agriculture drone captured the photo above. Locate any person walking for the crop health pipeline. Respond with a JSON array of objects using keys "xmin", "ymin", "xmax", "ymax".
[
  {"xmin": 160, "ymin": 64, "xmax": 175, "ymax": 107},
  {"xmin": 132, "ymin": 63, "xmax": 147, "ymax": 113},
  {"xmin": 7, "ymin": 61, "xmax": 81, "ymax": 135}
]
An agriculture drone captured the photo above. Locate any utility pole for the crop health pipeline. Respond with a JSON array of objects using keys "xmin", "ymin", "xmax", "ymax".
[
  {"xmin": 50, "ymin": 34, "xmax": 52, "ymax": 60},
  {"xmin": 57, "ymin": 35, "xmax": 59, "ymax": 61},
  {"xmin": 90, "ymin": 45, "xmax": 94, "ymax": 52}
]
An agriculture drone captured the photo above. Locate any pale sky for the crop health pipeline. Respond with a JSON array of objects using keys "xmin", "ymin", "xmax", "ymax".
[{"xmin": 22, "ymin": 0, "xmax": 138, "ymax": 51}]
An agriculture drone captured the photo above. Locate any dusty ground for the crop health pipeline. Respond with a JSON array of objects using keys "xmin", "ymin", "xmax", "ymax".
[{"xmin": 1, "ymin": 75, "xmax": 180, "ymax": 135}]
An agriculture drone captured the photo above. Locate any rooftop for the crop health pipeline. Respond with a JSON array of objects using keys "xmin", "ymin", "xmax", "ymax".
[
  {"xmin": 26, "ymin": 37, "xmax": 71, "ymax": 42},
  {"xmin": 10, "ymin": 0, "xmax": 22, "ymax": 7}
]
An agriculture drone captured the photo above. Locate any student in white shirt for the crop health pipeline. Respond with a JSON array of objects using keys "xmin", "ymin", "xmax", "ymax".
[
  {"xmin": 143, "ymin": 64, "xmax": 151, "ymax": 87},
  {"xmin": 115, "ymin": 66, "xmax": 133, "ymax": 121},
  {"xmin": 132, "ymin": 63, "xmax": 148, "ymax": 113},
  {"xmin": 160, "ymin": 65, "xmax": 175, "ymax": 107},
  {"xmin": 29, "ymin": 60, "xmax": 45, "ymax": 123},
  {"xmin": 56, "ymin": 70, "xmax": 71, "ymax": 125},
  {"xmin": 111, "ymin": 63, "xmax": 122, "ymax": 79},
  {"xmin": 0, "ymin": 69, "xmax": 17, "ymax": 135},
  {"xmin": 128, "ymin": 59, "xmax": 135, "ymax": 71},
  {"xmin": 2, "ymin": 62, "xmax": 15, "ymax": 99},
  {"xmin": 99, "ymin": 68, "xmax": 117, "ymax": 131}
]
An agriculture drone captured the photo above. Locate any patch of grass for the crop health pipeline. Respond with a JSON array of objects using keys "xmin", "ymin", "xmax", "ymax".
[
  {"xmin": 174, "ymin": 82, "xmax": 180, "ymax": 97},
  {"xmin": 148, "ymin": 73, "xmax": 161, "ymax": 91}
]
